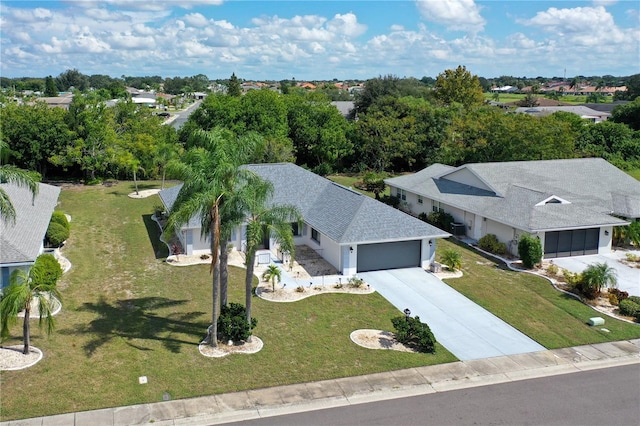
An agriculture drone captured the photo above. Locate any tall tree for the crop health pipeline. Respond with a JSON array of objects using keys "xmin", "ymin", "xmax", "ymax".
[
  {"xmin": 44, "ymin": 76, "xmax": 57, "ymax": 97},
  {"xmin": 166, "ymin": 129, "xmax": 261, "ymax": 346},
  {"xmin": 0, "ymin": 141, "xmax": 41, "ymax": 224},
  {"xmin": 0, "ymin": 263, "xmax": 61, "ymax": 354},
  {"xmin": 241, "ymin": 179, "xmax": 300, "ymax": 334},
  {"xmin": 433, "ymin": 65, "xmax": 485, "ymax": 108},
  {"xmin": 228, "ymin": 73, "xmax": 241, "ymax": 97}
]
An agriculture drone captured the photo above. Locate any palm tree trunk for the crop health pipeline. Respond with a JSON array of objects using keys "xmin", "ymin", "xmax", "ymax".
[
  {"xmin": 22, "ymin": 306, "xmax": 30, "ymax": 355},
  {"xmin": 244, "ymin": 249, "xmax": 256, "ymax": 342},
  {"xmin": 133, "ymin": 169, "xmax": 139, "ymax": 195},
  {"xmin": 209, "ymin": 203, "xmax": 221, "ymax": 348},
  {"xmin": 219, "ymin": 246, "xmax": 229, "ymax": 307}
]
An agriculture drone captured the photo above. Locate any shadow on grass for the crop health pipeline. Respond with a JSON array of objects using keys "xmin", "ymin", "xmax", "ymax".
[
  {"xmin": 142, "ymin": 214, "xmax": 169, "ymax": 259},
  {"xmin": 63, "ymin": 297, "xmax": 207, "ymax": 356}
]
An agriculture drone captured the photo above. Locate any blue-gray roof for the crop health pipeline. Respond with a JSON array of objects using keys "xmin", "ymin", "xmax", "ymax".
[
  {"xmin": 157, "ymin": 184, "xmax": 201, "ymax": 229},
  {"xmin": 160, "ymin": 163, "xmax": 448, "ymax": 245},
  {"xmin": 0, "ymin": 182, "xmax": 60, "ymax": 265},
  {"xmin": 386, "ymin": 158, "xmax": 636, "ymax": 232},
  {"xmin": 244, "ymin": 163, "xmax": 448, "ymax": 244}
]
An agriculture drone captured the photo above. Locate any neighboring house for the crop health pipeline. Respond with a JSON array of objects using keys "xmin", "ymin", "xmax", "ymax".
[
  {"xmin": 331, "ymin": 101, "xmax": 356, "ymax": 119},
  {"xmin": 385, "ymin": 158, "xmax": 639, "ymax": 259},
  {"xmin": 515, "ymin": 105, "xmax": 610, "ymax": 122},
  {"xmin": 0, "ymin": 182, "xmax": 61, "ymax": 288},
  {"xmin": 159, "ymin": 163, "xmax": 449, "ymax": 275}
]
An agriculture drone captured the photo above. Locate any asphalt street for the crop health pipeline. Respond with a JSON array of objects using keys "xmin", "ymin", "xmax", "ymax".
[{"xmin": 232, "ymin": 364, "xmax": 640, "ymax": 426}]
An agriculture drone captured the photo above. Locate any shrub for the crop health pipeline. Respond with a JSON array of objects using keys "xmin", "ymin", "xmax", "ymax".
[
  {"xmin": 347, "ymin": 276, "xmax": 364, "ymax": 288},
  {"xmin": 46, "ymin": 222, "xmax": 70, "ymax": 247},
  {"xmin": 50, "ymin": 211, "xmax": 70, "ymax": 231},
  {"xmin": 478, "ymin": 234, "xmax": 507, "ymax": 255},
  {"xmin": 546, "ymin": 263, "xmax": 559, "ymax": 276},
  {"xmin": 380, "ymin": 195, "xmax": 400, "ymax": 208},
  {"xmin": 578, "ymin": 262, "xmax": 617, "ymax": 299},
  {"xmin": 418, "ymin": 212, "xmax": 429, "ymax": 222},
  {"xmin": 33, "ymin": 254, "xmax": 62, "ymax": 287},
  {"xmin": 608, "ymin": 293, "xmax": 619, "ymax": 306},
  {"xmin": 609, "ymin": 288, "xmax": 629, "ymax": 302},
  {"xmin": 391, "ymin": 315, "xmax": 436, "ymax": 353},
  {"xmin": 425, "ymin": 211, "xmax": 455, "ymax": 233},
  {"xmin": 518, "ymin": 235, "xmax": 542, "ymax": 268},
  {"xmin": 217, "ymin": 303, "xmax": 257, "ymax": 343},
  {"xmin": 629, "ymin": 296, "xmax": 640, "ymax": 305},
  {"xmin": 625, "ymin": 253, "xmax": 640, "ymax": 262},
  {"xmin": 312, "ymin": 163, "xmax": 332, "ymax": 177},
  {"xmin": 619, "ymin": 299, "xmax": 640, "ymax": 318},
  {"xmin": 440, "ymin": 249, "xmax": 462, "ymax": 271},
  {"xmin": 295, "ymin": 286, "xmax": 305, "ymax": 293},
  {"xmin": 563, "ymin": 269, "xmax": 583, "ymax": 288}
]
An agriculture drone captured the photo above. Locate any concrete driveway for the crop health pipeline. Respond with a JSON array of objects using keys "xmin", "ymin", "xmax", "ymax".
[
  {"xmin": 358, "ymin": 268, "xmax": 545, "ymax": 361},
  {"xmin": 551, "ymin": 251, "xmax": 640, "ymax": 296}
]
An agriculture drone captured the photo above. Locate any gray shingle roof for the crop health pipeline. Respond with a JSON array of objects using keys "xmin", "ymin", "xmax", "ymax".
[
  {"xmin": 157, "ymin": 184, "xmax": 202, "ymax": 229},
  {"xmin": 244, "ymin": 163, "xmax": 448, "ymax": 244},
  {"xmin": 0, "ymin": 182, "xmax": 60, "ymax": 265},
  {"xmin": 159, "ymin": 163, "xmax": 448, "ymax": 245},
  {"xmin": 386, "ymin": 158, "xmax": 636, "ymax": 232}
]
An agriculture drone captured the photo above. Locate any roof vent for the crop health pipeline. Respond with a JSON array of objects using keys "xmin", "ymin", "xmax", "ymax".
[{"xmin": 536, "ymin": 195, "xmax": 570, "ymax": 206}]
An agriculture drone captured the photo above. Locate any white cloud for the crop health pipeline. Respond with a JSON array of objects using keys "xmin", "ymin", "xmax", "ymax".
[
  {"xmin": 592, "ymin": 0, "xmax": 618, "ymax": 6},
  {"xmin": 183, "ymin": 13, "xmax": 210, "ymax": 27},
  {"xmin": 520, "ymin": 6, "xmax": 630, "ymax": 46},
  {"xmin": 414, "ymin": 0, "xmax": 485, "ymax": 33},
  {"xmin": 326, "ymin": 13, "xmax": 367, "ymax": 37}
]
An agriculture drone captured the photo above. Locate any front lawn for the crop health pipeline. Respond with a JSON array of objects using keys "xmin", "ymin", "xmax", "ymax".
[
  {"xmin": 0, "ymin": 181, "xmax": 455, "ymax": 421},
  {"xmin": 437, "ymin": 239, "xmax": 640, "ymax": 349}
]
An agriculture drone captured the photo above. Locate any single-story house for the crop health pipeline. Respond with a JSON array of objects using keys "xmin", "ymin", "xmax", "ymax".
[
  {"xmin": 385, "ymin": 158, "xmax": 639, "ymax": 259},
  {"xmin": 159, "ymin": 163, "xmax": 449, "ymax": 275},
  {"xmin": 515, "ymin": 105, "xmax": 610, "ymax": 122},
  {"xmin": 0, "ymin": 182, "xmax": 61, "ymax": 288}
]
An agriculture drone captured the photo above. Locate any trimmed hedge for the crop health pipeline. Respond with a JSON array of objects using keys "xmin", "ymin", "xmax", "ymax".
[
  {"xmin": 46, "ymin": 222, "xmax": 70, "ymax": 247},
  {"xmin": 50, "ymin": 211, "xmax": 70, "ymax": 231},
  {"xmin": 619, "ymin": 298, "xmax": 640, "ymax": 321},
  {"xmin": 33, "ymin": 254, "xmax": 62, "ymax": 287},
  {"xmin": 518, "ymin": 235, "xmax": 542, "ymax": 268}
]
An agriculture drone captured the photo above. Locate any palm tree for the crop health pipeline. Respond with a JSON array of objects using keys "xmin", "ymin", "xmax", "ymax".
[
  {"xmin": 580, "ymin": 262, "xmax": 617, "ymax": 298},
  {"xmin": 0, "ymin": 267, "xmax": 61, "ymax": 354},
  {"xmin": 165, "ymin": 129, "xmax": 260, "ymax": 347},
  {"xmin": 0, "ymin": 140, "xmax": 40, "ymax": 224},
  {"xmin": 242, "ymin": 179, "xmax": 301, "ymax": 335},
  {"xmin": 262, "ymin": 264, "xmax": 282, "ymax": 292}
]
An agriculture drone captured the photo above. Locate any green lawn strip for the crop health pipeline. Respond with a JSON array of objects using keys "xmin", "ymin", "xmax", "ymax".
[
  {"xmin": 626, "ymin": 168, "xmax": 640, "ymax": 181},
  {"xmin": 437, "ymin": 239, "xmax": 640, "ymax": 349},
  {"xmin": 327, "ymin": 174, "xmax": 391, "ymax": 198},
  {"xmin": 482, "ymin": 93, "xmax": 602, "ymax": 105},
  {"xmin": 0, "ymin": 181, "xmax": 455, "ymax": 421}
]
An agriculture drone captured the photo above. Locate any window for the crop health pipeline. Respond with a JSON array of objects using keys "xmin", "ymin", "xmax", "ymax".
[
  {"xmin": 417, "ymin": 196, "xmax": 423, "ymax": 204},
  {"xmin": 311, "ymin": 228, "xmax": 320, "ymax": 243},
  {"xmin": 291, "ymin": 222, "xmax": 301, "ymax": 236},
  {"xmin": 396, "ymin": 188, "xmax": 406, "ymax": 201}
]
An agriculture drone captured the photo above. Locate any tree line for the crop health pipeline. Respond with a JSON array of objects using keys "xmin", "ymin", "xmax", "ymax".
[{"xmin": 2, "ymin": 68, "xmax": 639, "ymax": 185}]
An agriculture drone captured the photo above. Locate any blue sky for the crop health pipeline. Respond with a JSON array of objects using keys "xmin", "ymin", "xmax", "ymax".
[{"xmin": 1, "ymin": 1, "xmax": 638, "ymax": 80}]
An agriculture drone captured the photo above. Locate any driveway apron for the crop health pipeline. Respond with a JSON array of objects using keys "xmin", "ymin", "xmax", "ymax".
[{"xmin": 359, "ymin": 268, "xmax": 545, "ymax": 361}]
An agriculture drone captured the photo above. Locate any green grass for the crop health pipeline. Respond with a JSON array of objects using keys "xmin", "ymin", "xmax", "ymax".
[
  {"xmin": 327, "ymin": 173, "xmax": 391, "ymax": 198},
  {"xmin": 437, "ymin": 239, "xmax": 640, "ymax": 349},
  {"xmin": 0, "ymin": 181, "xmax": 455, "ymax": 421},
  {"xmin": 484, "ymin": 92, "xmax": 607, "ymax": 105},
  {"xmin": 626, "ymin": 168, "xmax": 640, "ymax": 181}
]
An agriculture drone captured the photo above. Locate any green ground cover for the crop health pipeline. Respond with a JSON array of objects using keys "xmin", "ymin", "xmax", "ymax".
[
  {"xmin": 0, "ymin": 181, "xmax": 454, "ymax": 421},
  {"xmin": 437, "ymin": 239, "xmax": 640, "ymax": 349},
  {"xmin": 327, "ymin": 174, "xmax": 391, "ymax": 198},
  {"xmin": 627, "ymin": 168, "xmax": 640, "ymax": 181},
  {"xmin": 483, "ymin": 93, "xmax": 606, "ymax": 105}
]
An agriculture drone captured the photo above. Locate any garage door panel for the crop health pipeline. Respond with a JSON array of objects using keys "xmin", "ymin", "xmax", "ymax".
[
  {"xmin": 544, "ymin": 229, "xmax": 600, "ymax": 259},
  {"xmin": 357, "ymin": 240, "xmax": 421, "ymax": 272}
]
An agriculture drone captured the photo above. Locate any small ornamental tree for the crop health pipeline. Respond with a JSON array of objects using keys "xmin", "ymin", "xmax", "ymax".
[
  {"xmin": 391, "ymin": 315, "xmax": 436, "ymax": 353},
  {"xmin": 518, "ymin": 235, "xmax": 542, "ymax": 268},
  {"xmin": 440, "ymin": 249, "xmax": 462, "ymax": 272}
]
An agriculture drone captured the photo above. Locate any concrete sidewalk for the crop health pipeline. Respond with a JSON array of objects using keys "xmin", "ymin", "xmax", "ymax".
[{"xmin": 4, "ymin": 340, "xmax": 638, "ymax": 426}]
